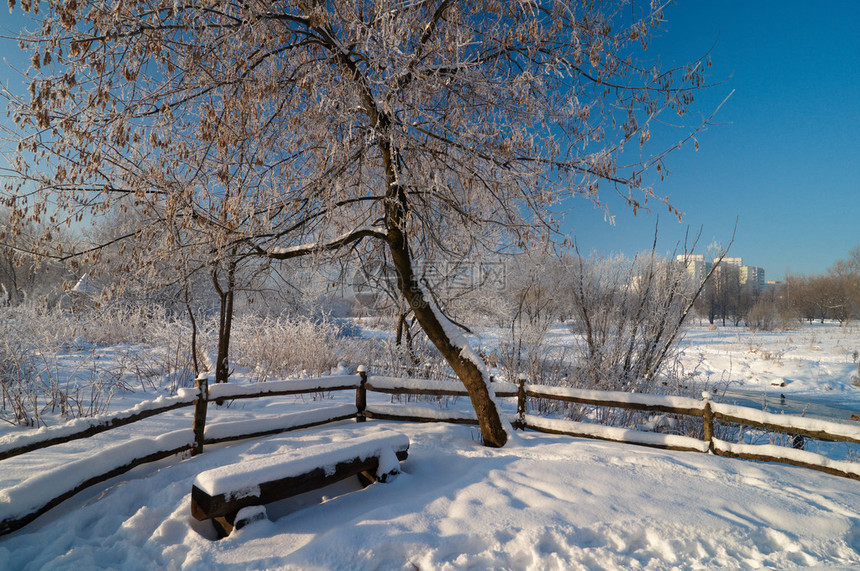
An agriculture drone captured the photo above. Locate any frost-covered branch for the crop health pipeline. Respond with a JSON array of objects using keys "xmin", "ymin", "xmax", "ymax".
[{"xmin": 255, "ymin": 227, "xmax": 387, "ymax": 260}]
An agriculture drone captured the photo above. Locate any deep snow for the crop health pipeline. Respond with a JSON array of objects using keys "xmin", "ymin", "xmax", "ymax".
[
  {"xmin": 3, "ymin": 421, "xmax": 860, "ymax": 569},
  {"xmin": 2, "ymin": 322, "xmax": 860, "ymax": 569}
]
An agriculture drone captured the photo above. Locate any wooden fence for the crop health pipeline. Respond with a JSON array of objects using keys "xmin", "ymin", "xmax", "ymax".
[
  {"xmin": 360, "ymin": 376, "xmax": 860, "ymax": 482},
  {"xmin": 3, "ymin": 369, "xmax": 860, "ymax": 536},
  {"xmin": 0, "ymin": 375, "xmax": 362, "ymax": 536}
]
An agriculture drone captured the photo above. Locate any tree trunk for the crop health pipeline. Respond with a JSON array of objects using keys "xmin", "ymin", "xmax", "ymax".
[
  {"xmin": 385, "ymin": 227, "xmax": 509, "ymax": 448},
  {"xmin": 213, "ymin": 256, "xmax": 237, "ymax": 384},
  {"xmin": 184, "ymin": 282, "xmax": 200, "ymax": 377},
  {"xmin": 395, "ymin": 312, "xmax": 406, "ymax": 346},
  {"xmin": 0, "ymin": 252, "xmax": 22, "ymax": 305},
  {"xmin": 372, "ymin": 94, "xmax": 507, "ymax": 445}
]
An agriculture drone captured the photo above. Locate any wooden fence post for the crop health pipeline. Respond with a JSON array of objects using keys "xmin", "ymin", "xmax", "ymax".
[
  {"xmin": 516, "ymin": 374, "xmax": 527, "ymax": 430},
  {"xmin": 193, "ymin": 376, "xmax": 209, "ymax": 456},
  {"xmin": 356, "ymin": 365, "xmax": 367, "ymax": 423},
  {"xmin": 702, "ymin": 391, "xmax": 714, "ymax": 453}
]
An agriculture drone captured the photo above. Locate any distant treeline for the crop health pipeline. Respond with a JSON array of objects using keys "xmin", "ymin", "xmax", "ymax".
[{"xmin": 695, "ymin": 246, "xmax": 860, "ymax": 329}]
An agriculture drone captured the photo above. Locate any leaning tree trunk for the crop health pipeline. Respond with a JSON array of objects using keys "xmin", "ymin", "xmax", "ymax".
[
  {"xmin": 369, "ymin": 78, "xmax": 508, "ymax": 446},
  {"xmin": 386, "ymin": 226, "xmax": 509, "ymax": 448}
]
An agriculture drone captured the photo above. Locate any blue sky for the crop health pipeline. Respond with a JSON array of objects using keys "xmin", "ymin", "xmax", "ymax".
[
  {"xmin": 566, "ymin": 1, "xmax": 860, "ymax": 280},
  {"xmin": 2, "ymin": 2, "xmax": 859, "ymax": 280}
]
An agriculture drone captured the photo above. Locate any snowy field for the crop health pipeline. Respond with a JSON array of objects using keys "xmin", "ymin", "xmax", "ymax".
[
  {"xmin": 677, "ymin": 323, "xmax": 860, "ymax": 404},
  {"xmin": 511, "ymin": 321, "xmax": 860, "ymax": 420},
  {"xmin": 2, "ymin": 323, "xmax": 860, "ymax": 569}
]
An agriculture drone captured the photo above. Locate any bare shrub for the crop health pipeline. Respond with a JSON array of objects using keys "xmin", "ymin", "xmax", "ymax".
[
  {"xmin": 565, "ymin": 251, "xmax": 699, "ymax": 394},
  {"xmin": 746, "ymin": 299, "xmax": 779, "ymax": 331},
  {"xmin": 0, "ymin": 337, "xmax": 41, "ymax": 426},
  {"xmin": 480, "ymin": 252, "xmax": 573, "ymax": 385},
  {"xmin": 364, "ymin": 335, "xmax": 453, "ymax": 381},
  {"xmin": 485, "ymin": 249, "xmax": 716, "ymax": 431},
  {"xmin": 0, "ymin": 300, "xmax": 381, "ymax": 424}
]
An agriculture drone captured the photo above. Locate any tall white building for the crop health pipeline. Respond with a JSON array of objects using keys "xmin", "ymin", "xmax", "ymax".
[
  {"xmin": 676, "ymin": 254, "xmax": 710, "ymax": 283},
  {"xmin": 675, "ymin": 254, "xmax": 765, "ymax": 292}
]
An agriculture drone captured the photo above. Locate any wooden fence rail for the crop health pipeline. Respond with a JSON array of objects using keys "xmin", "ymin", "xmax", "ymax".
[
  {"xmin": 0, "ymin": 376, "xmax": 364, "ymax": 461},
  {"xmin": 0, "ymin": 435, "xmax": 195, "ymax": 536},
  {"xmin": 0, "ymin": 392, "xmax": 200, "ymax": 462},
  {"xmin": 359, "ymin": 375, "xmax": 860, "ymax": 482},
  {"xmin": 0, "ymin": 374, "xmax": 365, "ymax": 536},
  {"xmin": 4, "ymin": 371, "xmax": 859, "ymax": 471},
  {"xmin": 4, "ymin": 368, "xmax": 860, "ymax": 537}
]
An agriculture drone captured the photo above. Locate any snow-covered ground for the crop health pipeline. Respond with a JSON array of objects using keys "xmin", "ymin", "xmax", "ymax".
[
  {"xmin": 4, "ymin": 421, "xmax": 860, "ymax": 569},
  {"xmin": 2, "ymin": 322, "xmax": 860, "ymax": 569},
  {"xmin": 677, "ymin": 323, "xmax": 860, "ymax": 402},
  {"xmin": 478, "ymin": 321, "xmax": 860, "ymax": 419}
]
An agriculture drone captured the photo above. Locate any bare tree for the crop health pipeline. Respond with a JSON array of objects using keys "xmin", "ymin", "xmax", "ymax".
[
  {"xmin": 784, "ymin": 268, "xmax": 860, "ymax": 326},
  {"xmin": 2, "ymin": 1, "xmax": 713, "ymax": 447},
  {"xmin": 566, "ymin": 250, "xmax": 691, "ymax": 391},
  {"xmin": 832, "ymin": 245, "xmax": 860, "ymax": 276}
]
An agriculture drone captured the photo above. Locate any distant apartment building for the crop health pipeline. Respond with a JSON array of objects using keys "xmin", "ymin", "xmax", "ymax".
[
  {"xmin": 739, "ymin": 265, "xmax": 766, "ymax": 293},
  {"xmin": 675, "ymin": 254, "xmax": 765, "ymax": 292},
  {"xmin": 677, "ymin": 253, "xmax": 709, "ymax": 283}
]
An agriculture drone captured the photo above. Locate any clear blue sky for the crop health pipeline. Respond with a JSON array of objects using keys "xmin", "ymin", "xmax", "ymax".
[
  {"xmin": 2, "ymin": 2, "xmax": 859, "ymax": 280},
  {"xmin": 566, "ymin": 1, "xmax": 860, "ymax": 280}
]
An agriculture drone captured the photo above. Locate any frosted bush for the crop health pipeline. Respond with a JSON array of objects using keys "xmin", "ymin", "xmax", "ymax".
[
  {"xmin": 563, "ymin": 252, "xmax": 697, "ymax": 394},
  {"xmin": 229, "ymin": 315, "xmax": 363, "ymax": 381},
  {"xmin": 0, "ymin": 304, "xmax": 130, "ymax": 426},
  {"xmin": 0, "ymin": 301, "xmax": 377, "ymax": 424},
  {"xmin": 364, "ymin": 336, "xmax": 452, "ymax": 380}
]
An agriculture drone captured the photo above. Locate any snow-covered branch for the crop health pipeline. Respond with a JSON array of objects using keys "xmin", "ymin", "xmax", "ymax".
[{"xmin": 256, "ymin": 227, "xmax": 387, "ymax": 260}]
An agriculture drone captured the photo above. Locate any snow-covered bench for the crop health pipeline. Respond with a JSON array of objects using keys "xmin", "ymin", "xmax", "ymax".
[{"xmin": 190, "ymin": 431, "xmax": 410, "ymax": 537}]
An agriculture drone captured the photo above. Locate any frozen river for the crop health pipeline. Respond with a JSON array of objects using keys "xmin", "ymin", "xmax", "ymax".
[{"xmin": 722, "ymin": 389, "xmax": 860, "ymax": 424}]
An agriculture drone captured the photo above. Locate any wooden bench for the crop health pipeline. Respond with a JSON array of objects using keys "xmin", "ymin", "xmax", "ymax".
[{"xmin": 190, "ymin": 431, "xmax": 409, "ymax": 537}]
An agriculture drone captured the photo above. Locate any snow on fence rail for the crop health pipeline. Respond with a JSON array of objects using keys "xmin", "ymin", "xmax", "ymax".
[
  {"xmin": 712, "ymin": 439, "xmax": 860, "ymax": 480},
  {"xmin": 0, "ymin": 429, "xmax": 195, "ymax": 536},
  {"xmin": 709, "ymin": 402, "xmax": 860, "ymax": 443},
  {"xmin": 4, "ymin": 369, "xmax": 860, "ymax": 537},
  {"xmin": 523, "ymin": 385, "xmax": 706, "ymax": 416},
  {"xmin": 0, "ymin": 376, "xmax": 362, "ymax": 536},
  {"xmin": 524, "ymin": 415, "xmax": 711, "ymax": 454},
  {"xmin": 208, "ymin": 376, "xmax": 361, "ymax": 401},
  {"xmin": 366, "ymin": 376, "xmax": 518, "ymax": 398},
  {"xmin": 359, "ymin": 378, "xmax": 860, "ymax": 481},
  {"xmin": 359, "ymin": 377, "xmax": 860, "ymax": 480},
  {"xmin": 520, "ymin": 382, "xmax": 860, "ymax": 481},
  {"xmin": 519, "ymin": 382, "xmax": 860, "ymax": 477},
  {"xmin": 203, "ymin": 404, "xmax": 358, "ymax": 445},
  {"xmin": 0, "ymin": 390, "xmax": 200, "ymax": 461},
  {"xmin": 365, "ymin": 403, "xmax": 481, "ymax": 425}
]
